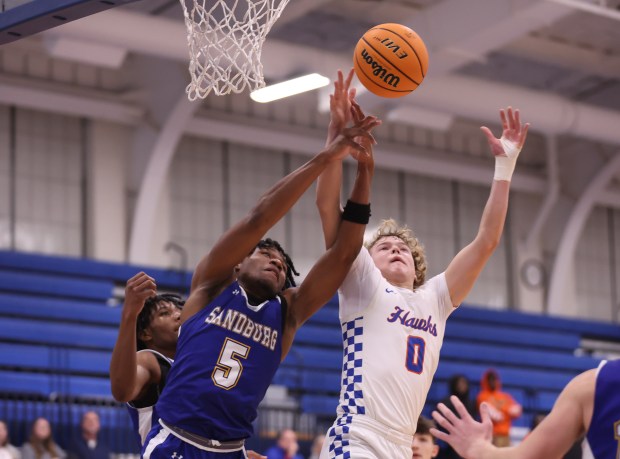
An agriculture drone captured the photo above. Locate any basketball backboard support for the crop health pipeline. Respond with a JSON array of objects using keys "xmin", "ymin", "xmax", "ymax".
[{"xmin": 0, "ymin": 0, "xmax": 141, "ymax": 45}]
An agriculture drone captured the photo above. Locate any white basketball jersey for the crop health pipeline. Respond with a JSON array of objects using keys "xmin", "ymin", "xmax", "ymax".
[{"xmin": 335, "ymin": 247, "xmax": 454, "ymax": 435}]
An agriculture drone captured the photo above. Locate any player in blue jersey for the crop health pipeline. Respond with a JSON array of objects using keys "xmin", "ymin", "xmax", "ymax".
[
  {"xmin": 110, "ymin": 272, "xmax": 184, "ymax": 446},
  {"xmin": 430, "ymin": 359, "xmax": 620, "ymax": 459},
  {"xmin": 142, "ymin": 103, "xmax": 381, "ymax": 458},
  {"xmin": 110, "ymin": 274, "xmax": 266, "ymax": 459}
]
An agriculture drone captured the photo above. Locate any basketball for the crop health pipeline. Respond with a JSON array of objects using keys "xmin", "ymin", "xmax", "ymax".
[{"xmin": 353, "ymin": 23, "xmax": 429, "ymax": 98}]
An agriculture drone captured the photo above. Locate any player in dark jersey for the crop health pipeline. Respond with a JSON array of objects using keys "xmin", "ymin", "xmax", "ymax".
[
  {"xmin": 142, "ymin": 106, "xmax": 381, "ymax": 458},
  {"xmin": 429, "ymin": 359, "xmax": 620, "ymax": 459},
  {"xmin": 110, "ymin": 274, "xmax": 267, "ymax": 459},
  {"xmin": 110, "ymin": 272, "xmax": 183, "ymax": 446}
]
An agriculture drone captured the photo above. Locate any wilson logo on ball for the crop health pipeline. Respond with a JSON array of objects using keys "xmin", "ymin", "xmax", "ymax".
[
  {"xmin": 359, "ymin": 49, "xmax": 401, "ymax": 88},
  {"xmin": 353, "ymin": 23, "xmax": 429, "ymax": 98}
]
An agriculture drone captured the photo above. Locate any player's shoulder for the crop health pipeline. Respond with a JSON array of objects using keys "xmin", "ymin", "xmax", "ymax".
[
  {"xmin": 414, "ymin": 272, "xmax": 446, "ymax": 294},
  {"xmin": 564, "ymin": 368, "xmax": 596, "ymax": 403},
  {"xmin": 137, "ymin": 349, "xmax": 171, "ymax": 370}
]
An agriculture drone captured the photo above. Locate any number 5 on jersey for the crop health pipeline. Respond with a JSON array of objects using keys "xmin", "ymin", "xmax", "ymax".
[
  {"xmin": 212, "ymin": 338, "xmax": 250, "ymax": 389},
  {"xmin": 406, "ymin": 336, "xmax": 425, "ymax": 374}
]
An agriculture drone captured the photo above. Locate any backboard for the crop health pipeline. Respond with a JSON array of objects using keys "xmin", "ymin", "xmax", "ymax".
[{"xmin": 0, "ymin": 0, "xmax": 141, "ymax": 45}]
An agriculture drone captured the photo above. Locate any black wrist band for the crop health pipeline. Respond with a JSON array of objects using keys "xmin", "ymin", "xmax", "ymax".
[{"xmin": 342, "ymin": 200, "xmax": 371, "ymax": 224}]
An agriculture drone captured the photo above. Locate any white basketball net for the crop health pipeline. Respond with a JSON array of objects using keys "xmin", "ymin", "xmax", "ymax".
[{"xmin": 179, "ymin": 0, "xmax": 291, "ymax": 100}]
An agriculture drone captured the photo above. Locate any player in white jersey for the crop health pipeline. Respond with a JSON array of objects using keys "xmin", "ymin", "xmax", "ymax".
[
  {"xmin": 316, "ymin": 70, "xmax": 530, "ymax": 459},
  {"xmin": 109, "ymin": 272, "xmax": 183, "ymax": 446}
]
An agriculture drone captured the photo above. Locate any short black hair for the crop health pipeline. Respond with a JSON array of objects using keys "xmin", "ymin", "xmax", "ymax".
[
  {"xmin": 136, "ymin": 293, "xmax": 184, "ymax": 350},
  {"xmin": 255, "ymin": 238, "xmax": 299, "ymax": 290}
]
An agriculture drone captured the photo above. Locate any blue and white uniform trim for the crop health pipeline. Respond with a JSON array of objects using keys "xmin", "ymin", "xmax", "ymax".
[
  {"xmin": 340, "ymin": 316, "xmax": 365, "ymax": 416},
  {"xmin": 328, "ymin": 316, "xmax": 365, "ymax": 459},
  {"xmin": 327, "ymin": 417, "xmax": 352, "ymax": 459}
]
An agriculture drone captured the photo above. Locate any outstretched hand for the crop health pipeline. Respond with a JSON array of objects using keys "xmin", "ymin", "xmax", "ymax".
[
  {"xmin": 325, "ymin": 110, "xmax": 381, "ymax": 163},
  {"xmin": 327, "ymin": 69, "xmax": 357, "ymax": 142},
  {"xmin": 123, "ymin": 272, "xmax": 157, "ymax": 318},
  {"xmin": 481, "ymin": 106, "xmax": 530, "ymax": 159},
  {"xmin": 246, "ymin": 451, "xmax": 266, "ymax": 459},
  {"xmin": 430, "ymin": 396, "xmax": 494, "ymax": 459}
]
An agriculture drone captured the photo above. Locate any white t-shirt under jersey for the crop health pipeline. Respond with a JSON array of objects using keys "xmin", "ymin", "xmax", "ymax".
[{"xmin": 335, "ymin": 247, "xmax": 455, "ymax": 435}]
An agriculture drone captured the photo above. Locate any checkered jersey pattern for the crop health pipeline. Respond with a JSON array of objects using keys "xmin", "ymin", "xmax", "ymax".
[
  {"xmin": 327, "ymin": 416, "xmax": 352, "ymax": 459},
  {"xmin": 338, "ymin": 316, "xmax": 365, "ymax": 416},
  {"xmin": 327, "ymin": 317, "xmax": 365, "ymax": 458}
]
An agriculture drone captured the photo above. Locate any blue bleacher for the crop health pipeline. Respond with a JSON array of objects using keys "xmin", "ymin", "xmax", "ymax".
[
  {"xmin": 0, "ymin": 249, "xmax": 619, "ymax": 439},
  {"xmin": 439, "ymin": 341, "xmax": 598, "ymax": 372},
  {"xmin": 0, "ymin": 270, "xmax": 114, "ymax": 301},
  {"xmin": 445, "ymin": 322, "xmax": 580, "ymax": 351},
  {"xmin": 306, "ymin": 306, "xmax": 339, "ymax": 326},
  {"xmin": 0, "ymin": 343, "xmax": 110, "ymax": 374},
  {"xmin": 0, "ymin": 370, "xmax": 110, "ymax": 398},
  {"xmin": 435, "ymin": 362, "xmax": 575, "ymax": 392},
  {"xmin": 283, "ymin": 347, "xmax": 341, "ymax": 370},
  {"xmin": 533, "ymin": 391, "xmax": 560, "ymax": 412},
  {"xmin": 0, "ymin": 317, "xmax": 117, "ymax": 350},
  {"xmin": 300, "ymin": 394, "xmax": 337, "ymax": 416},
  {"xmin": 0, "ymin": 250, "xmax": 190, "ymax": 291},
  {"xmin": 294, "ymin": 325, "xmax": 342, "ymax": 348},
  {"xmin": 0, "ymin": 293, "xmax": 120, "ymax": 325},
  {"xmin": 453, "ymin": 304, "xmax": 620, "ymax": 341}
]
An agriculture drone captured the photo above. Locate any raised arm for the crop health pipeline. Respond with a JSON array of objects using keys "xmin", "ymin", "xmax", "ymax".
[
  {"xmin": 316, "ymin": 69, "xmax": 357, "ymax": 249},
  {"xmin": 110, "ymin": 272, "xmax": 159, "ymax": 402},
  {"xmin": 282, "ymin": 111, "xmax": 379, "ymax": 355},
  {"xmin": 182, "ymin": 113, "xmax": 378, "ymax": 322},
  {"xmin": 430, "ymin": 370, "xmax": 593, "ymax": 459},
  {"xmin": 445, "ymin": 107, "xmax": 530, "ymax": 306}
]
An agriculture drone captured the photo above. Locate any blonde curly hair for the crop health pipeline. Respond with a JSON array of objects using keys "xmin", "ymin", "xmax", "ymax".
[{"xmin": 365, "ymin": 219, "xmax": 427, "ymax": 289}]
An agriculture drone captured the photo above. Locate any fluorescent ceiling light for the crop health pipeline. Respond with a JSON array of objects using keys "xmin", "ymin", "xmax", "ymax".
[
  {"xmin": 251, "ymin": 73, "xmax": 330, "ymax": 103},
  {"xmin": 387, "ymin": 106, "xmax": 454, "ymax": 131}
]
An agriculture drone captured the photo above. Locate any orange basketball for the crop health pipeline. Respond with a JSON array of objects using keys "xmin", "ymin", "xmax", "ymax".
[{"xmin": 353, "ymin": 23, "xmax": 429, "ymax": 98}]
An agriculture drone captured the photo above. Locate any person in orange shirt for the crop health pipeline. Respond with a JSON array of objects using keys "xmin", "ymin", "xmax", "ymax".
[{"xmin": 476, "ymin": 369, "xmax": 522, "ymax": 447}]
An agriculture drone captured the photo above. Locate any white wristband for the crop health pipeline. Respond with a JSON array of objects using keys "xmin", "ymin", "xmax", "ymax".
[{"xmin": 494, "ymin": 137, "xmax": 521, "ymax": 181}]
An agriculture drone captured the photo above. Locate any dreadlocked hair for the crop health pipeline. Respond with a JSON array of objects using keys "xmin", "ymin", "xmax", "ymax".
[
  {"xmin": 136, "ymin": 293, "xmax": 185, "ymax": 350},
  {"xmin": 256, "ymin": 238, "xmax": 299, "ymax": 289},
  {"xmin": 365, "ymin": 219, "xmax": 427, "ymax": 289}
]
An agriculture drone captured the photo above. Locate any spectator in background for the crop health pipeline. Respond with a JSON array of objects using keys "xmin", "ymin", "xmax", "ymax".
[
  {"xmin": 67, "ymin": 411, "xmax": 111, "ymax": 459},
  {"xmin": 0, "ymin": 420, "xmax": 20, "ymax": 459},
  {"xmin": 21, "ymin": 418, "xmax": 65, "ymax": 459},
  {"xmin": 439, "ymin": 375, "xmax": 477, "ymax": 458},
  {"xmin": 308, "ymin": 434, "xmax": 325, "ymax": 459},
  {"xmin": 430, "ymin": 360, "xmax": 620, "ymax": 458},
  {"xmin": 476, "ymin": 369, "xmax": 522, "ymax": 447},
  {"xmin": 265, "ymin": 429, "xmax": 303, "ymax": 459},
  {"xmin": 412, "ymin": 417, "xmax": 439, "ymax": 459}
]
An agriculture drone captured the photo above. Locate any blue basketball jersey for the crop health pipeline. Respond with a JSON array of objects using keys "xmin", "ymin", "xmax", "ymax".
[
  {"xmin": 586, "ymin": 359, "xmax": 620, "ymax": 459},
  {"xmin": 155, "ymin": 281, "xmax": 284, "ymax": 441},
  {"xmin": 126, "ymin": 349, "xmax": 173, "ymax": 447}
]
